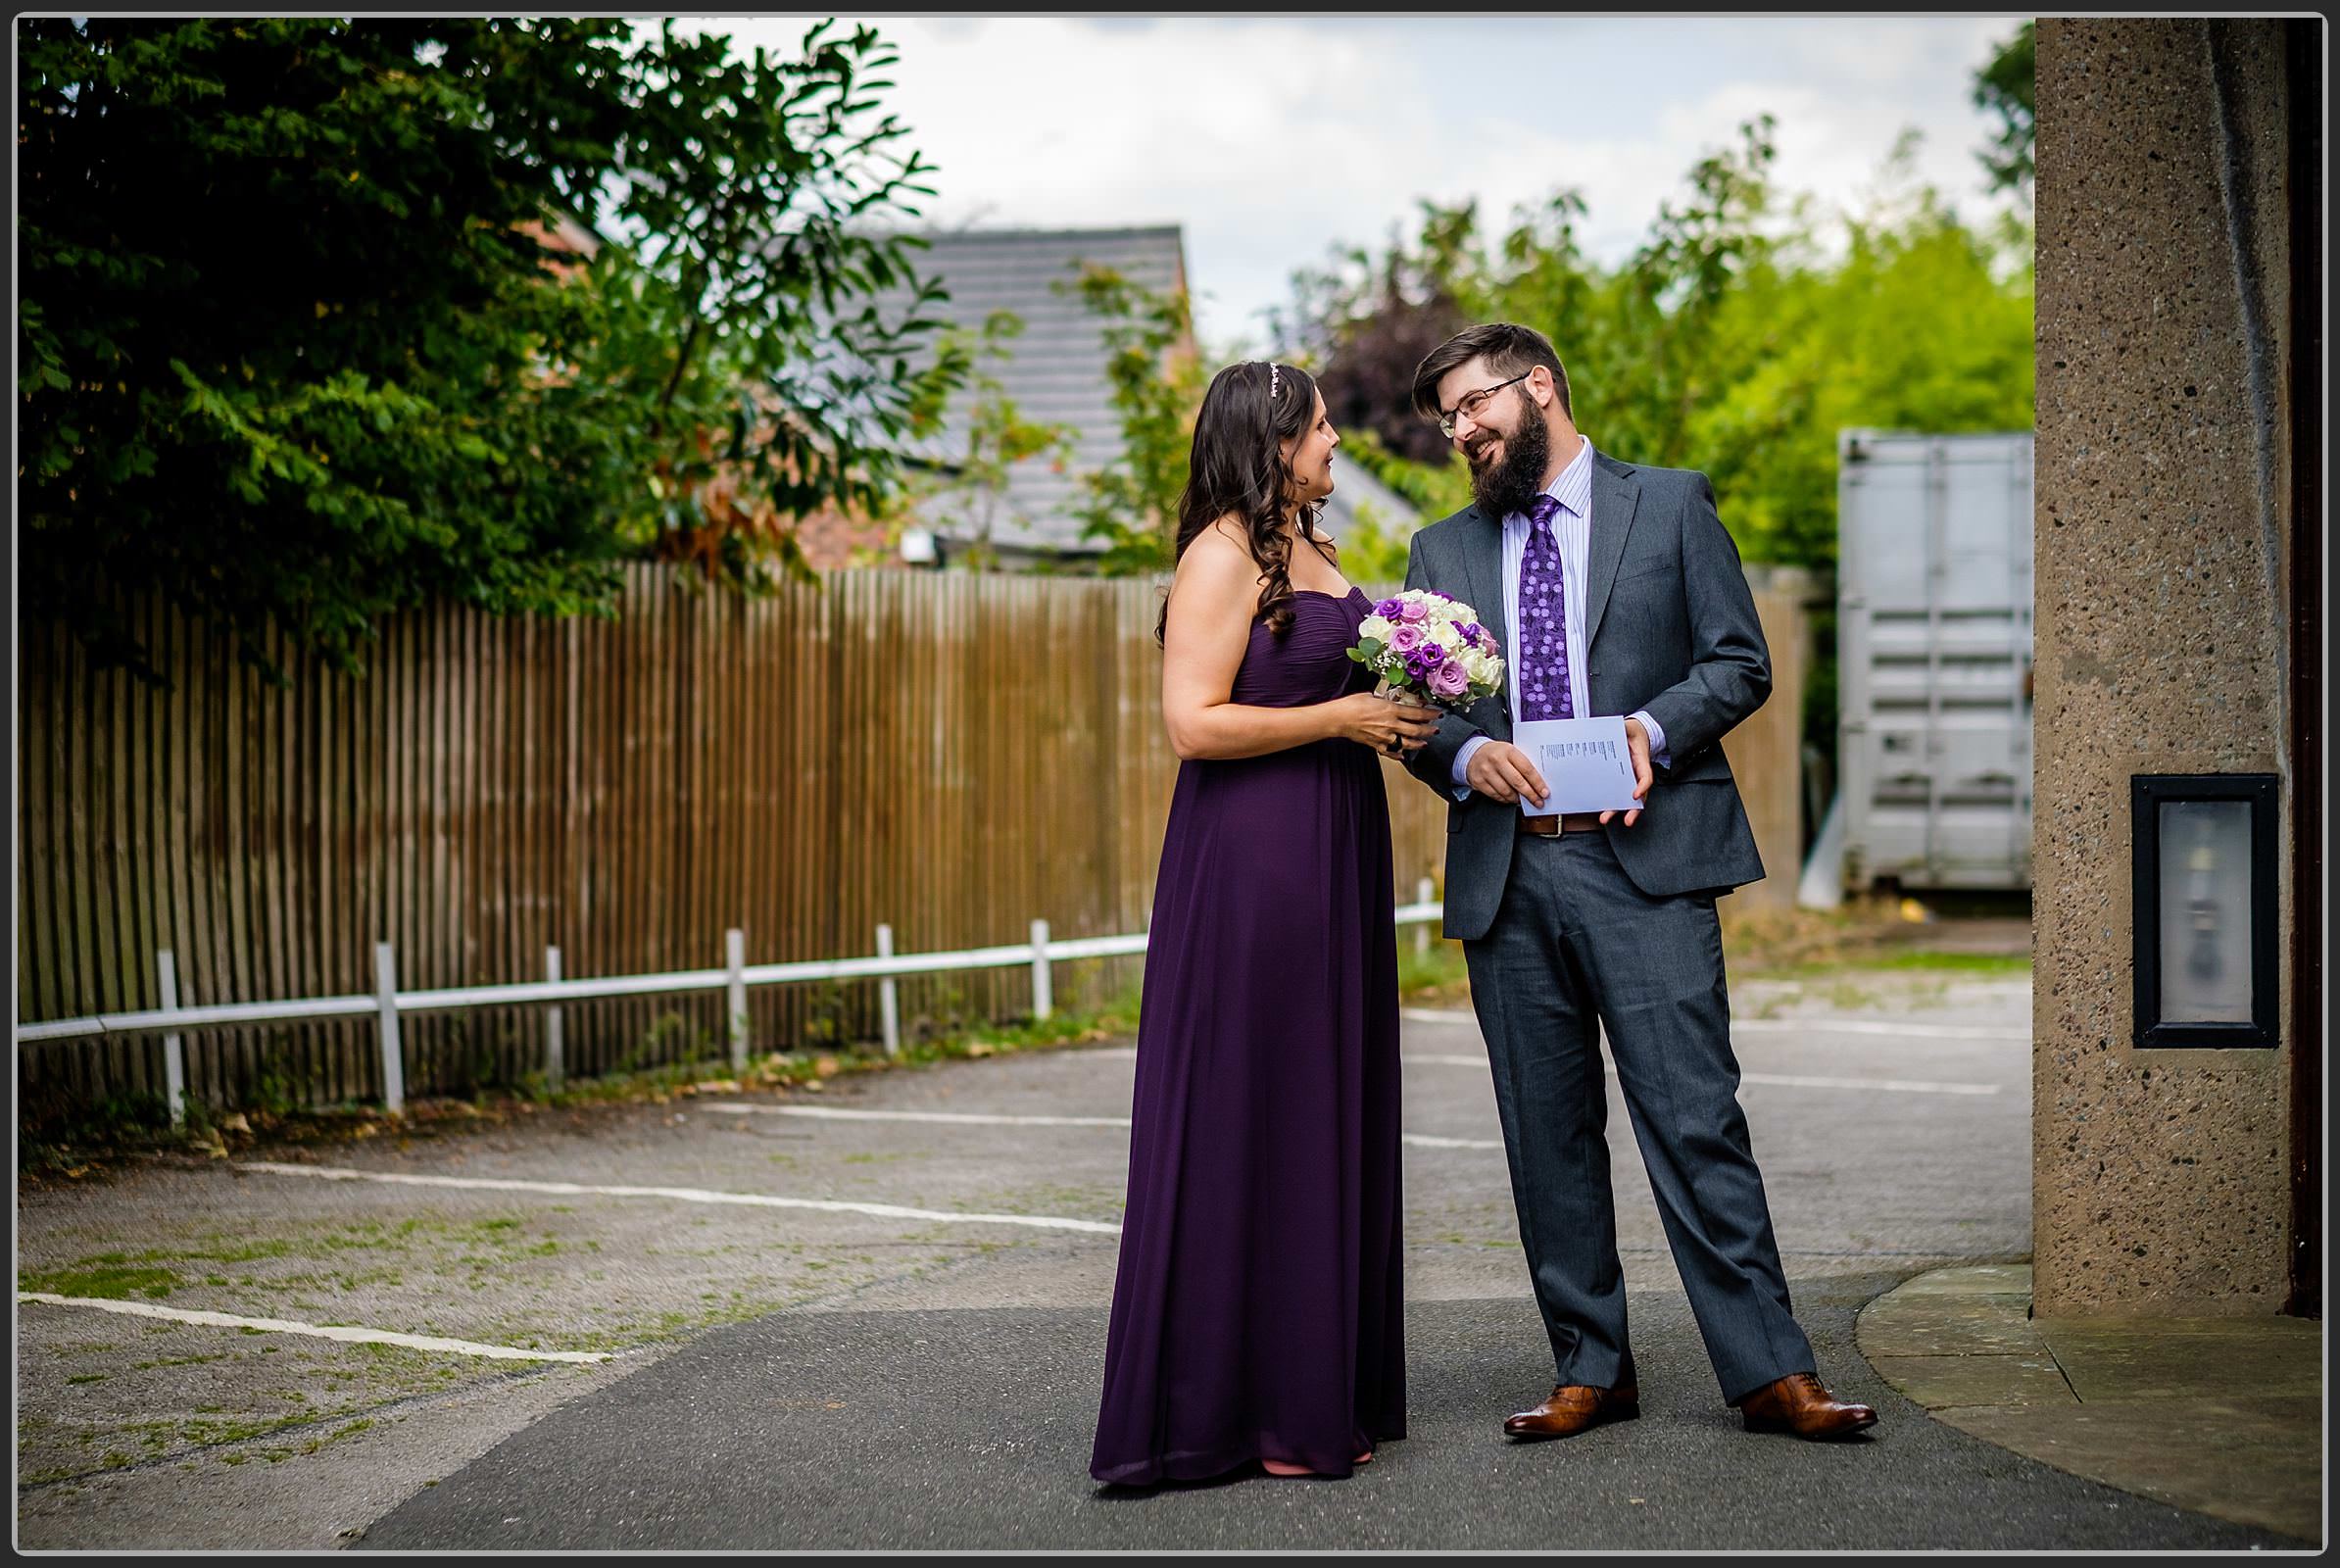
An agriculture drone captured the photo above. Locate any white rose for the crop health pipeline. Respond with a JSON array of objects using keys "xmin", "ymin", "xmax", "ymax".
[{"xmin": 1359, "ymin": 614, "xmax": 1392, "ymax": 641}]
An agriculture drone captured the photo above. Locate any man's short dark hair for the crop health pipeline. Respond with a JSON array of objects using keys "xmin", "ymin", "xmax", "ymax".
[{"xmin": 1411, "ymin": 322, "xmax": 1573, "ymax": 423}]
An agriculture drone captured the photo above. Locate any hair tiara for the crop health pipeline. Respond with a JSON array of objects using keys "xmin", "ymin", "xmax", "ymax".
[{"xmin": 1266, "ymin": 361, "xmax": 1283, "ymax": 399}]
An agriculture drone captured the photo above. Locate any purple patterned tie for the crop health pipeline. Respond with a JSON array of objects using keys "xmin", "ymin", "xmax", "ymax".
[{"xmin": 1517, "ymin": 494, "xmax": 1574, "ymax": 721}]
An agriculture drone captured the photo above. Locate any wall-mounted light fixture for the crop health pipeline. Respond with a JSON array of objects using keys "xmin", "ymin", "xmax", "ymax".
[{"xmin": 2131, "ymin": 773, "xmax": 2280, "ymax": 1048}]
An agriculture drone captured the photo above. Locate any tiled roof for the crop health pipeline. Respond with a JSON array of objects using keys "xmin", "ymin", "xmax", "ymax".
[
  {"xmin": 1317, "ymin": 452, "xmax": 1423, "ymax": 557},
  {"xmin": 881, "ymin": 225, "xmax": 1189, "ymax": 556}
]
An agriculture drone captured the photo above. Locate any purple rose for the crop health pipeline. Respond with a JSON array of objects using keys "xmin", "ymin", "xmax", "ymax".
[
  {"xmin": 1396, "ymin": 598, "xmax": 1430, "ymax": 623},
  {"xmin": 1374, "ymin": 597, "xmax": 1405, "ymax": 620},
  {"xmin": 1387, "ymin": 623, "xmax": 1424, "ymax": 654},
  {"xmin": 1464, "ymin": 621, "xmax": 1485, "ymax": 645},
  {"xmin": 1417, "ymin": 642, "xmax": 1444, "ymax": 668},
  {"xmin": 1427, "ymin": 660, "xmax": 1470, "ymax": 699}
]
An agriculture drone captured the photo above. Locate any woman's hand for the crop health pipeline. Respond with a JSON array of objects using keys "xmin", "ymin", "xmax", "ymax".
[{"xmin": 1327, "ymin": 693, "xmax": 1440, "ymax": 757}]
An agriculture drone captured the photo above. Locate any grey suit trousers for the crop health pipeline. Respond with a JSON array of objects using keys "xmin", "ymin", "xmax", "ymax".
[{"xmin": 1466, "ymin": 825, "xmax": 1813, "ymax": 1403}]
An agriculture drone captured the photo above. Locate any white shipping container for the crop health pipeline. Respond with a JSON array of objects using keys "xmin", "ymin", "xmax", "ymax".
[{"xmin": 1836, "ymin": 430, "xmax": 2034, "ymax": 891}]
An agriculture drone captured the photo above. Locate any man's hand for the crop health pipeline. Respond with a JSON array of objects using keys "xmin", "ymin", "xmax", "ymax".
[
  {"xmin": 1599, "ymin": 716, "xmax": 1655, "ymax": 827},
  {"xmin": 1464, "ymin": 740, "xmax": 1549, "ymax": 808}
]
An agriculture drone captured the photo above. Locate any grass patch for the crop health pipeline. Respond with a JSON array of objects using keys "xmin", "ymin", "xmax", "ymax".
[
  {"xmin": 1397, "ymin": 938, "xmax": 1471, "ymax": 1004},
  {"xmin": 1737, "ymin": 946, "xmax": 2032, "ymax": 983},
  {"xmin": 1725, "ymin": 901, "xmax": 2027, "ymax": 980},
  {"xmin": 310, "ymin": 1419, "xmax": 372, "ymax": 1453},
  {"xmin": 20, "ymin": 1264, "xmax": 182, "ymax": 1300},
  {"xmin": 23, "ymin": 1227, "xmax": 507, "ymax": 1300},
  {"xmin": 1842, "ymin": 950, "xmax": 2030, "ymax": 974}
]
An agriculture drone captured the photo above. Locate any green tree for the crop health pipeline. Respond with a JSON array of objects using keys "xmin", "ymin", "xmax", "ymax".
[
  {"xmin": 1325, "ymin": 487, "xmax": 1423, "ymax": 589},
  {"xmin": 1274, "ymin": 104, "xmax": 2034, "ymax": 783},
  {"xmin": 1279, "ymin": 203, "xmax": 1477, "ymax": 466},
  {"xmin": 1291, "ymin": 116, "xmax": 2030, "ymax": 573},
  {"xmin": 1974, "ymin": 21, "xmax": 2036, "ymax": 198},
  {"xmin": 886, "ymin": 311, "xmax": 1075, "ymax": 571},
  {"xmin": 590, "ymin": 20, "xmax": 967, "ymax": 589},
  {"xmin": 19, "ymin": 17, "xmax": 964, "ymax": 682},
  {"xmin": 1054, "ymin": 264, "xmax": 1204, "ymax": 576}
]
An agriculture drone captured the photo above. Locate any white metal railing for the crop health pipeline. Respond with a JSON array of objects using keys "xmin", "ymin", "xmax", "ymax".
[{"xmin": 18, "ymin": 881, "xmax": 1445, "ymax": 1124}]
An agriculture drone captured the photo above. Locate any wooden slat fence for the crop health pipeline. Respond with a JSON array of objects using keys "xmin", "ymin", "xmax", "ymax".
[{"xmin": 16, "ymin": 565, "xmax": 1801, "ymax": 1118}]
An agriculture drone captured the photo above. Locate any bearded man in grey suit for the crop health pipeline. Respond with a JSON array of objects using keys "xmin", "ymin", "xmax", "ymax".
[{"xmin": 1400, "ymin": 322, "xmax": 1876, "ymax": 1443}]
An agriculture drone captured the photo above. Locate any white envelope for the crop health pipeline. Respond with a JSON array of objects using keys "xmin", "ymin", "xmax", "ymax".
[{"xmin": 1511, "ymin": 715, "xmax": 1643, "ymax": 815}]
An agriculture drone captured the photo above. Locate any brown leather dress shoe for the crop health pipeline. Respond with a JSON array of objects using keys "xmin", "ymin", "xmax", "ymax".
[
  {"xmin": 1502, "ymin": 1372, "xmax": 1640, "ymax": 1441},
  {"xmin": 1735, "ymin": 1372, "xmax": 1878, "ymax": 1439}
]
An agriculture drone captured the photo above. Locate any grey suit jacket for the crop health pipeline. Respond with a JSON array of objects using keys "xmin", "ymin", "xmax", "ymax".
[{"xmin": 1402, "ymin": 450, "xmax": 1770, "ymax": 941}]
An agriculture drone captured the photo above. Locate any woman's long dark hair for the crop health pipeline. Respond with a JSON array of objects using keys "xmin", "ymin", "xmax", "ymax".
[{"xmin": 1156, "ymin": 360, "xmax": 1324, "ymax": 645}]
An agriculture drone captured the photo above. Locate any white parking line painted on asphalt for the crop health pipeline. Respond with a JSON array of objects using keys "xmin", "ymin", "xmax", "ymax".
[
  {"xmin": 1402, "ymin": 1056, "xmax": 1999, "ymax": 1096},
  {"xmin": 1405, "ymin": 1006, "xmax": 2025, "ymax": 1043},
  {"xmin": 237, "ymin": 1161, "xmax": 1123, "ymax": 1235},
  {"xmin": 700, "ymin": 1102, "xmax": 1508, "ymax": 1150},
  {"xmin": 15, "ymin": 1292, "xmax": 612, "ymax": 1362}
]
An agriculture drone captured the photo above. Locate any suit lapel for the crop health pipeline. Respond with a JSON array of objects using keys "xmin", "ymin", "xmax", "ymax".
[
  {"xmin": 1584, "ymin": 457, "xmax": 1640, "ymax": 649},
  {"xmin": 1459, "ymin": 505, "xmax": 1507, "ymax": 660}
]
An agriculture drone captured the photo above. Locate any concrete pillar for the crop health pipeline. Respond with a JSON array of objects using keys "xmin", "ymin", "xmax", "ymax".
[{"xmin": 2031, "ymin": 18, "xmax": 2312, "ymax": 1314}]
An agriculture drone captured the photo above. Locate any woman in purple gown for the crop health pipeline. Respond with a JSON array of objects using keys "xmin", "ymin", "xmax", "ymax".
[{"xmin": 1089, "ymin": 362, "xmax": 1438, "ymax": 1486}]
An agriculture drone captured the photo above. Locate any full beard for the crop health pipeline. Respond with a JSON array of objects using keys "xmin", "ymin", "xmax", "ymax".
[{"xmin": 1466, "ymin": 412, "xmax": 1553, "ymax": 520}]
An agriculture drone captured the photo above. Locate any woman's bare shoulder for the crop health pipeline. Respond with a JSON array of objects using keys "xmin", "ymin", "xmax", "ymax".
[
  {"xmin": 1184, "ymin": 515, "xmax": 1261, "ymax": 577},
  {"xmin": 1201, "ymin": 511, "xmax": 1260, "ymax": 554},
  {"xmin": 1168, "ymin": 516, "xmax": 1264, "ymax": 612}
]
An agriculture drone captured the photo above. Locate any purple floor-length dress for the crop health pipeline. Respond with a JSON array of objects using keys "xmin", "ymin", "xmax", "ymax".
[{"xmin": 1090, "ymin": 585, "xmax": 1407, "ymax": 1486}]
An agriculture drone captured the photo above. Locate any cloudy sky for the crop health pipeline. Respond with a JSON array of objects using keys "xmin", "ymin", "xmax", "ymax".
[{"xmin": 680, "ymin": 14, "xmax": 2028, "ymax": 354}]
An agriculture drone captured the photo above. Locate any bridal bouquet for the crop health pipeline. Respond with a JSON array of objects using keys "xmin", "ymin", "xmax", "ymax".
[{"xmin": 1347, "ymin": 590, "xmax": 1504, "ymax": 711}]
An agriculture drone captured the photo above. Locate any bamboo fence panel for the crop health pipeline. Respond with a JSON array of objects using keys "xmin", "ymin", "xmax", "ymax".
[{"xmin": 15, "ymin": 566, "xmax": 1802, "ymax": 1116}]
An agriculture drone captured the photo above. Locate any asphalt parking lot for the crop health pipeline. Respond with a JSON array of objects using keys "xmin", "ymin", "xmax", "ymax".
[{"xmin": 15, "ymin": 965, "xmax": 2293, "ymax": 1549}]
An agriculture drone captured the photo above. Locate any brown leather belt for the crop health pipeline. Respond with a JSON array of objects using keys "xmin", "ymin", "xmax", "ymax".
[{"xmin": 1519, "ymin": 811, "xmax": 1606, "ymax": 837}]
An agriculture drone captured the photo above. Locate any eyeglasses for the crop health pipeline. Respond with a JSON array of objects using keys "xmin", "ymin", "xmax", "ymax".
[{"xmin": 1431, "ymin": 371, "xmax": 1532, "ymax": 440}]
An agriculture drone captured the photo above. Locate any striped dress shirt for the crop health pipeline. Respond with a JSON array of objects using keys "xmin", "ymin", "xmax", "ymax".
[{"xmin": 1451, "ymin": 436, "xmax": 1668, "ymax": 798}]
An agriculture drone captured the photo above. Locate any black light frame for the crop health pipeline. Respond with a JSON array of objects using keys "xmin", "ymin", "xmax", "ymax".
[{"xmin": 2130, "ymin": 773, "xmax": 2281, "ymax": 1049}]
